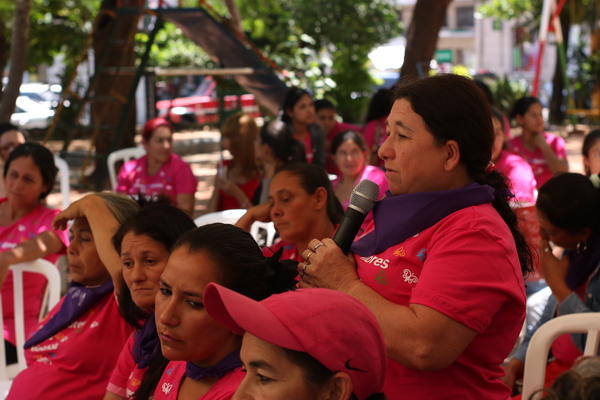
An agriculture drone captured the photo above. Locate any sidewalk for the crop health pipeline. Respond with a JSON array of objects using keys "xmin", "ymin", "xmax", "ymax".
[{"xmin": 43, "ymin": 129, "xmax": 587, "ymax": 217}]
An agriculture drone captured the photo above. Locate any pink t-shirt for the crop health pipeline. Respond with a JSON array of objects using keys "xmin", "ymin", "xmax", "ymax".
[
  {"xmin": 331, "ymin": 165, "xmax": 388, "ymax": 236},
  {"xmin": 0, "ymin": 201, "xmax": 69, "ymax": 344},
  {"xmin": 355, "ymin": 204, "xmax": 526, "ymax": 400},
  {"xmin": 7, "ymin": 293, "xmax": 133, "ymax": 400},
  {"xmin": 107, "ymin": 332, "xmax": 148, "ymax": 399},
  {"xmin": 508, "ymin": 132, "xmax": 567, "ymax": 188},
  {"xmin": 495, "ymin": 150, "xmax": 537, "ymax": 203},
  {"xmin": 116, "ymin": 153, "xmax": 198, "ymax": 206},
  {"xmin": 153, "ymin": 361, "xmax": 244, "ymax": 400},
  {"xmin": 302, "ymin": 133, "xmax": 314, "ymax": 164}
]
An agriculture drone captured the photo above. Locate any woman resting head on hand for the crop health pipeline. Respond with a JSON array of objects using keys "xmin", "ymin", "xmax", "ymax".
[
  {"xmin": 152, "ymin": 223, "xmax": 298, "ymax": 400},
  {"xmin": 104, "ymin": 203, "xmax": 197, "ymax": 400},
  {"xmin": 237, "ymin": 163, "xmax": 344, "ymax": 262},
  {"xmin": 205, "ymin": 284, "xmax": 387, "ymax": 400},
  {"xmin": 7, "ymin": 193, "xmax": 140, "ymax": 400}
]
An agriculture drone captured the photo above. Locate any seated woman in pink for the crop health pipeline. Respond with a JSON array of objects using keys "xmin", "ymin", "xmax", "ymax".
[
  {"xmin": 207, "ymin": 112, "xmax": 260, "ymax": 212},
  {"xmin": 237, "ymin": 163, "xmax": 344, "ymax": 262},
  {"xmin": 0, "ymin": 143, "xmax": 69, "ymax": 364},
  {"xmin": 508, "ymin": 97, "xmax": 568, "ymax": 188},
  {"xmin": 491, "ymin": 108, "xmax": 537, "ymax": 204},
  {"xmin": 330, "ymin": 130, "xmax": 388, "ymax": 236},
  {"xmin": 7, "ymin": 193, "xmax": 139, "ymax": 400},
  {"xmin": 116, "ymin": 118, "xmax": 198, "ymax": 217}
]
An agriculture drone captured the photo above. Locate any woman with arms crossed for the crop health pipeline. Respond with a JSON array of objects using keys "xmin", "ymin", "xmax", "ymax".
[{"xmin": 299, "ymin": 75, "xmax": 533, "ymax": 400}]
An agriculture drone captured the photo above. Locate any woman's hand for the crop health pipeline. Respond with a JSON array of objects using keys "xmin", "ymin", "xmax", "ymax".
[
  {"xmin": 539, "ymin": 238, "xmax": 572, "ymax": 302},
  {"xmin": 501, "ymin": 358, "xmax": 524, "ymax": 391},
  {"xmin": 52, "ymin": 194, "xmax": 101, "ymax": 230},
  {"xmin": 532, "ymin": 132, "xmax": 547, "ymax": 149},
  {"xmin": 235, "ymin": 203, "xmax": 271, "ymax": 232},
  {"xmin": 298, "ymin": 238, "xmax": 360, "ymax": 292}
]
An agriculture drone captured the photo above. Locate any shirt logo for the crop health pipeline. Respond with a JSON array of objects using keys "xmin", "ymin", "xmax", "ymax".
[
  {"xmin": 393, "ymin": 247, "xmax": 406, "ymax": 257},
  {"xmin": 416, "ymin": 248, "xmax": 427, "ymax": 261},
  {"xmin": 402, "ymin": 269, "xmax": 418, "ymax": 284},
  {"xmin": 360, "ymin": 255, "xmax": 390, "ymax": 269},
  {"xmin": 375, "ymin": 270, "xmax": 388, "ymax": 285},
  {"xmin": 162, "ymin": 383, "xmax": 173, "ymax": 394},
  {"xmin": 345, "ymin": 359, "xmax": 367, "ymax": 372}
]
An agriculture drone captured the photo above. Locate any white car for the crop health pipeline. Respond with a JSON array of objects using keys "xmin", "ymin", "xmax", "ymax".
[{"xmin": 11, "ymin": 96, "xmax": 55, "ymax": 130}]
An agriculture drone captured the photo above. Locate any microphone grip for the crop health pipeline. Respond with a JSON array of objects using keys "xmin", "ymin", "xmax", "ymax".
[{"xmin": 333, "ymin": 207, "xmax": 368, "ymax": 254}]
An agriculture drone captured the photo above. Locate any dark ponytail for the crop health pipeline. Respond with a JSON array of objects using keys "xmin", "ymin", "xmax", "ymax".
[{"xmin": 394, "ymin": 74, "xmax": 533, "ymax": 277}]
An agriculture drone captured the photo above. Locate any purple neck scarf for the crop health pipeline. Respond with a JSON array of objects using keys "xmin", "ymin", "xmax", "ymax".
[
  {"xmin": 133, "ymin": 313, "xmax": 159, "ymax": 369},
  {"xmin": 24, "ymin": 279, "xmax": 113, "ymax": 348},
  {"xmin": 564, "ymin": 235, "xmax": 600, "ymax": 290},
  {"xmin": 351, "ymin": 182, "xmax": 498, "ymax": 256},
  {"xmin": 186, "ymin": 350, "xmax": 241, "ymax": 381}
]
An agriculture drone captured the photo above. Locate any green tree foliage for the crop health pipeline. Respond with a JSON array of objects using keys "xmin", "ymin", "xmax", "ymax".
[{"xmin": 234, "ymin": 0, "xmax": 402, "ymax": 121}]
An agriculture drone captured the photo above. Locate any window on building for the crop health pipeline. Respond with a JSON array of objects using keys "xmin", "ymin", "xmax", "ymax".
[{"xmin": 456, "ymin": 6, "xmax": 474, "ymax": 29}]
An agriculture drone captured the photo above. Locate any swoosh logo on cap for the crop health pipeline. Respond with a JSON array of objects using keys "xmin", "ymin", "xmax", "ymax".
[{"xmin": 345, "ymin": 359, "xmax": 367, "ymax": 373}]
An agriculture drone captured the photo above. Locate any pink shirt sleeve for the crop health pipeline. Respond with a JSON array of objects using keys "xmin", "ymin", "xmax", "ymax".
[
  {"xmin": 171, "ymin": 155, "xmax": 198, "ymax": 195},
  {"xmin": 116, "ymin": 158, "xmax": 140, "ymax": 194},
  {"xmin": 107, "ymin": 332, "xmax": 137, "ymax": 397}
]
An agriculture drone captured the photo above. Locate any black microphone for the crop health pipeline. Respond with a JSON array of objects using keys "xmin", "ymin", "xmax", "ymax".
[{"xmin": 333, "ymin": 179, "xmax": 380, "ymax": 253}]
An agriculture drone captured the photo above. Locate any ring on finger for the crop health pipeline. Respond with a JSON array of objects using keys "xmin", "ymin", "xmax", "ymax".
[
  {"xmin": 544, "ymin": 247, "xmax": 551, "ymax": 253},
  {"xmin": 306, "ymin": 252, "xmax": 313, "ymax": 262},
  {"xmin": 313, "ymin": 242, "xmax": 325, "ymax": 252}
]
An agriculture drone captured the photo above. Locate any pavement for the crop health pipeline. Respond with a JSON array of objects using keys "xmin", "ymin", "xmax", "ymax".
[{"xmin": 42, "ymin": 128, "xmax": 588, "ymax": 218}]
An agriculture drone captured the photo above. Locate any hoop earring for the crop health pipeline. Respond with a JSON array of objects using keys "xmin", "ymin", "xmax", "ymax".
[{"xmin": 577, "ymin": 241, "xmax": 587, "ymax": 254}]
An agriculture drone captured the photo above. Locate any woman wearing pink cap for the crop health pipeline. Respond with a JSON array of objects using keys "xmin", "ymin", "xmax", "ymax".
[
  {"xmin": 204, "ymin": 283, "xmax": 387, "ymax": 400},
  {"xmin": 116, "ymin": 117, "xmax": 198, "ymax": 217}
]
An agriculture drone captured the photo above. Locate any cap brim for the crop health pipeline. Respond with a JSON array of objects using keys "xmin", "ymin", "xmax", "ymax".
[{"xmin": 204, "ymin": 283, "xmax": 304, "ymax": 351}]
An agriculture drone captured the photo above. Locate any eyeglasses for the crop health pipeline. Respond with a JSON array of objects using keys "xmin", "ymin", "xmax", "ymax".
[{"xmin": 336, "ymin": 149, "xmax": 363, "ymax": 159}]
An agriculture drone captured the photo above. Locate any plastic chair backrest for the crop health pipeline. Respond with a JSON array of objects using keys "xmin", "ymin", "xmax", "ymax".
[
  {"xmin": 0, "ymin": 259, "xmax": 61, "ymax": 383},
  {"xmin": 53, "ymin": 155, "xmax": 70, "ymax": 210},
  {"xmin": 521, "ymin": 313, "xmax": 600, "ymax": 400},
  {"xmin": 194, "ymin": 209, "xmax": 247, "ymax": 227},
  {"xmin": 107, "ymin": 146, "xmax": 146, "ymax": 191},
  {"xmin": 194, "ymin": 210, "xmax": 275, "ymax": 246}
]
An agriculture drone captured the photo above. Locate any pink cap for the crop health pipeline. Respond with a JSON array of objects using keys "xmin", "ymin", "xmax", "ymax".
[{"xmin": 204, "ymin": 283, "xmax": 387, "ymax": 400}]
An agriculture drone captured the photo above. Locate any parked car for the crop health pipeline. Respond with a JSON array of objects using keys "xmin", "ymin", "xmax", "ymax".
[{"xmin": 11, "ymin": 96, "xmax": 55, "ymax": 130}]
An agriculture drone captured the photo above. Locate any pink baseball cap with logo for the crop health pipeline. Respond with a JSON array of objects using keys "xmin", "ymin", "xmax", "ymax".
[{"xmin": 204, "ymin": 283, "xmax": 387, "ymax": 400}]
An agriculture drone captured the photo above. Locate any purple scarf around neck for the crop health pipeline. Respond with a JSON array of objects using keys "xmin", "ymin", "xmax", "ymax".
[
  {"xmin": 351, "ymin": 182, "xmax": 498, "ymax": 256},
  {"xmin": 24, "ymin": 279, "xmax": 114, "ymax": 348},
  {"xmin": 186, "ymin": 350, "xmax": 242, "ymax": 381},
  {"xmin": 564, "ymin": 236, "xmax": 600, "ymax": 291},
  {"xmin": 133, "ymin": 313, "xmax": 159, "ymax": 369}
]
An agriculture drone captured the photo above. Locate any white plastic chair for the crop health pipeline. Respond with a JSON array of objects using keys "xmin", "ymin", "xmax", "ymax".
[
  {"xmin": 521, "ymin": 313, "xmax": 600, "ymax": 400},
  {"xmin": 194, "ymin": 209, "xmax": 247, "ymax": 227},
  {"xmin": 53, "ymin": 155, "xmax": 70, "ymax": 210},
  {"xmin": 0, "ymin": 259, "xmax": 61, "ymax": 396},
  {"xmin": 194, "ymin": 210, "xmax": 276, "ymax": 246},
  {"xmin": 107, "ymin": 146, "xmax": 146, "ymax": 191}
]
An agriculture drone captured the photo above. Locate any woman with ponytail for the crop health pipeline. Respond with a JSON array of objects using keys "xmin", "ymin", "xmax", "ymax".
[
  {"xmin": 298, "ymin": 74, "xmax": 533, "ymax": 400},
  {"xmin": 152, "ymin": 223, "xmax": 298, "ymax": 400},
  {"xmin": 503, "ymin": 173, "xmax": 600, "ymax": 397}
]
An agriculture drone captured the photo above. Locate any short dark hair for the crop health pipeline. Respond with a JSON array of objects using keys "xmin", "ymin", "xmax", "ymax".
[
  {"xmin": 173, "ymin": 223, "xmax": 298, "ymax": 301},
  {"xmin": 278, "ymin": 163, "xmax": 344, "ymax": 225},
  {"xmin": 314, "ymin": 99, "xmax": 336, "ymax": 112},
  {"xmin": 4, "ymin": 142, "xmax": 57, "ymax": 200},
  {"xmin": 536, "ymin": 173, "xmax": 600, "ymax": 236},
  {"xmin": 510, "ymin": 96, "xmax": 540, "ymax": 120},
  {"xmin": 260, "ymin": 120, "xmax": 307, "ymax": 165},
  {"xmin": 330, "ymin": 130, "xmax": 368, "ymax": 155},
  {"xmin": 0, "ymin": 122, "xmax": 21, "ymax": 137},
  {"xmin": 364, "ymin": 88, "xmax": 393, "ymax": 124}
]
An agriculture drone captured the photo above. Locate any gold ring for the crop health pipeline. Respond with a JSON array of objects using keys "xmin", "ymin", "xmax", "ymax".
[
  {"xmin": 306, "ymin": 252, "xmax": 313, "ymax": 262},
  {"xmin": 313, "ymin": 243, "xmax": 325, "ymax": 252},
  {"xmin": 544, "ymin": 247, "xmax": 551, "ymax": 253}
]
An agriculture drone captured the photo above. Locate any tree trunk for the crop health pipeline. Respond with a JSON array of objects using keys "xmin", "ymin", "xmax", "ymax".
[
  {"xmin": 0, "ymin": 18, "xmax": 8, "ymax": 106},
  {"xmin": 90, "ymin": 0, "xmax": 138, "ymax": 187},
  {"xmin": 548, "ymin": 5, "xmax": 570, "ymax": 125},
  {"xmin": 223, "ymin": 0, "xmax": 245, "ymax": 39},
  {"xmin": 399, "ymin": 0, "xmax": 453, "ymax": 84},
  {"xmin": 0, "ymin": 0, "xmax": 33, "ymax": 121}
]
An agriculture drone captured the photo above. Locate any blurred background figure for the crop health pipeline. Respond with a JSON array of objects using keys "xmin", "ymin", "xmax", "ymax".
[
  {"xmin": 0, "ymin": 122, "xmax": 26, "ymax": 198},
  {"xmin": 280, "ymin": 88, "xmax": 326, "ymax": 168},
  {"xmin": 363, "ymin": 88, "xmax": 393, "ymax": 167},
  {"xmin": 116, "ymin": 117, "xmax": 197, "ymax": 217},
  {"xmin": 253, "ymin": 120, "xmax": 306, "ymax": 205},
  {"xmin": 207, "ymin": 112, "xmax": 260, "ymax": 212},
  {"xmin": 582, "ymin": 129, "xmax": 600, "ymax": 177}
]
